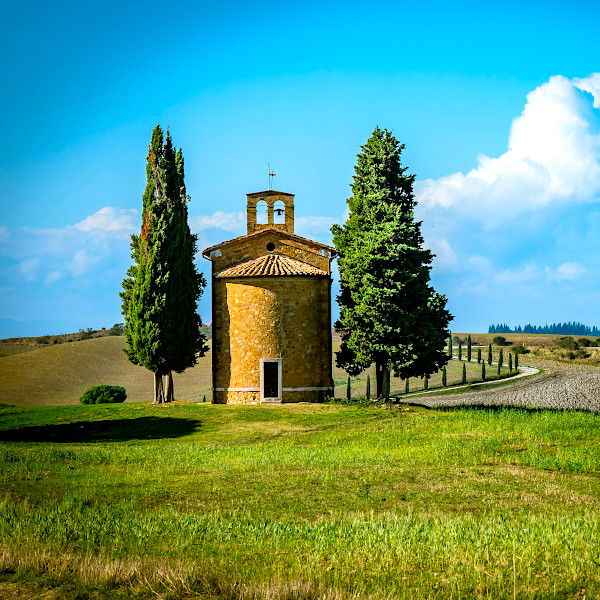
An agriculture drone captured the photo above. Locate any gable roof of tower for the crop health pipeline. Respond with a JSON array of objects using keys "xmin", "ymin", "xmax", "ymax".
[
  {"xmin": 246, "ymin": 190, "xmax": 295, "ymax": 197},
  {"xmin": 216, "ymin": 254, "xmax": 328, "ymax": 278},
  {"xmin": 201, "ymin": 227, "xmax": 336, "ymax": 259}
]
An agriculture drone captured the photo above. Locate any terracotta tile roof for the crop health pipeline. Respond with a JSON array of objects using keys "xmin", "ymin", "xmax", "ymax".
[{"xmin": 217, "ymin": 254, "xmax": 328, "ymax": 278}]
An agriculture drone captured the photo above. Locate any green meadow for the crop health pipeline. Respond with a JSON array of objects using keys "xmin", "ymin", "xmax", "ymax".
[{"xmin": 1, "ymin": 401, "xmax": 599, "ymax": 599}]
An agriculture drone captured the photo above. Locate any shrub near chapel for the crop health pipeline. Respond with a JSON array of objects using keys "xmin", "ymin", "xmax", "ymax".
[{"xmin": 80, "ymin": 385, "xmax": 126, "ymax": 404}]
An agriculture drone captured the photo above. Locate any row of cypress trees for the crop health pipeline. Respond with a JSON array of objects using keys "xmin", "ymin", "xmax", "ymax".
[{"xmin": 345, "ymin": 344, "xmax": 521, "ymax": 400}]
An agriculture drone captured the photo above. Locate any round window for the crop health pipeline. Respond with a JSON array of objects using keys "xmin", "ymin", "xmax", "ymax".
[{"xmin": 266, "ymin": 242, "xmax": 275, "ymax": 251}]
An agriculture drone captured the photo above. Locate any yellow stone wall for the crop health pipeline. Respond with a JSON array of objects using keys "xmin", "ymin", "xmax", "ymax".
[{"xmin": 212, "ymin": 275, "xmax": 333, "ymax": 404}]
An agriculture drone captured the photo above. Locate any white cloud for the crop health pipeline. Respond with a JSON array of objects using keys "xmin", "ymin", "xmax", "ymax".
[
  {"xmin": 294, "ymin": 216, "xmax": 339, "ymax": 236},
  {"xmin": 75, "ymin": 207, "xmax": 138, "ymax": 232},
  {"xmin": 416, "ymin": 74, "xmax": 600, "ymax": 225},
  {"xmin": 0, "ymin": 207, "xmax": 135, "ymax": 284},
  {"xmin": 545, "ymin": 261, "xmax": 586, "ymax": 281},
  {"xmin": 189, "ymin": 211, "xmax": 245, "ymax": 233}
]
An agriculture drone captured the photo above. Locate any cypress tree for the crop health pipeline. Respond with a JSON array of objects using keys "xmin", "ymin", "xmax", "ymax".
[
  {"xmin": 121, "ymin": 125, "xmax": 207, "ymax": 403},
  {"xmin": 442, "ymin": 366, "xmax": 447, "ymax": 387},
  {"xmin": 366, "ymin": 374, "xmax": 371, "ymax": 400},
  {"xmin": 515, "ymin": 353, "xmax": 519, "ymax": 370},
  {"xmin": 424, "ymin": 375, "xmax": 429, "ymax": 390},
  {"xmin": 405, "ymin": 379, "xmax": 410, "ymax": 394},
  {"xmin": 462, "ymin": 362, "xmax": 467, "ymax": 384},
  {"xmin": 509, "ymin": 353, "xmax": 513, "ymax": 374},
  {"xmin": 332, "ymin": 127, "xmax": 452, "ymax": 398},
  {"xmin": 488, "ymin": 343, "xmax": 492, "ymax": 366},
  {"xmin": 467, "ymin": 335, "xmax": 472, "ymax": 362},
  {"xmin": 347, "ymin": 376, "xmax": 351, "ymax": 401},
  {"xmin": 499, "ymin": 348, "xmax": 504, "ymax": 368},
  {"xmin": 497, "ymin": 359, "xmax": 501, "ymax": 377},
  {"xmin": 477, "ymin": 348, "xmax": 482, "ymax": 364},
  {"xmin": 448, "ymin": 332, "xmax": 452, "ymax": 357},
  {"xmin": 458, "ymin": 340, "xmax": 462, "ymax": 361},
  {"xmin": 481, "ymin": 361, "xmax": 486, "ymax": 381}
]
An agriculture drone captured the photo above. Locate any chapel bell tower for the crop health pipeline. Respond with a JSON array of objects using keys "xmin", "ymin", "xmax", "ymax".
[{"xmin": 246, "ymin": 191, "xmax": 295, "ymax": 234}]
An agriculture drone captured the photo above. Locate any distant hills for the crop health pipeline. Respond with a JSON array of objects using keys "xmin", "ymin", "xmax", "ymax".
[
  {"xmin": 489, "ymin": 322, "xmax": 600, "ymax": 336},
  {"xmin": 1, "ymin": 336, "xmax": 213, "ymax": 406}
]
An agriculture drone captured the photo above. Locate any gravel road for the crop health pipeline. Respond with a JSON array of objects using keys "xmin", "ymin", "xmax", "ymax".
[{"xmin": 420, "ymin": 359, "xmax": 600, "ymax": 412}]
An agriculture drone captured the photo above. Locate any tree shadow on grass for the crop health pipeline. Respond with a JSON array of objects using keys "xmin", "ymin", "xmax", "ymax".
[{"xmin": 0, "ymin": 416, "xmax": 201, "ymax": 443}]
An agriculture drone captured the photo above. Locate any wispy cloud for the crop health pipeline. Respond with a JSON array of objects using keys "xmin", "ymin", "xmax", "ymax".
[
  {"xmin": 0, "ymin": 207, "xmax": 135, "ymax": 284},
  {"xmin": 494, "ymin": 264, "xmax": 542, "ymax": 286},
  {"xmin": 189, "ymin": 211, "xmax": 245, "ymax": 233},
  {"xmin": 545, "ymin": 261, "xmax": 586, "ymax": 281},
  {"xmin": 18, "ymin": 258, "xmax": 40, "ymax": 281}
]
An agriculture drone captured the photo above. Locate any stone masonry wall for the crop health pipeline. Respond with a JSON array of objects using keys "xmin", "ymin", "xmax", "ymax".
[
  {"xmin": 212, "ymin": 276, "xmax": 333, "ymax": 404},
  {"xmin": 211, "ymin": 231, "xmax": 330, "ymax": 274}
]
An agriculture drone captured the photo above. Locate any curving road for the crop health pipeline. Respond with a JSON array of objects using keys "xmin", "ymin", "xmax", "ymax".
[{"xmin": 419, "ymin": 359, "xmax": 600, "ymax": 412}]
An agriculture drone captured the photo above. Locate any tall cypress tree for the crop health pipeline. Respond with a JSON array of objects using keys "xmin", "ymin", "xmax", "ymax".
[
  {"xmin": 467, "ymin": 335, "xmax": 472, "ymax": 362},
  {"xmin": 332, "ymin": 127, "xmax": 452, "ymax": 397},
  {"xmin": 488, "ymin": 343, "xmax": 493, "ymax": 366},
  {"xmin": 121, "ymin": 125, "xmax": 207, "ymax": 403}
]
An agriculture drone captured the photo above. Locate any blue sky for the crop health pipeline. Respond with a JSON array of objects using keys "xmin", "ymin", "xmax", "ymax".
[{"xmin": 1, "ymin": 0, "xmax": 600, "ymax": 336}]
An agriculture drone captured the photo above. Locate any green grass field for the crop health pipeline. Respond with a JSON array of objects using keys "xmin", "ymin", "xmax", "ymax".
[{"xmin": 1, "ymin": 402, "xmax": 599, "ymax": 599}]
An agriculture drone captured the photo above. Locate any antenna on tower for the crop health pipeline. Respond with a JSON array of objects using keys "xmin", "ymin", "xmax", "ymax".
[{"xmin": 268, "ymin": 163, "xmax": 276, "ymax": 190}]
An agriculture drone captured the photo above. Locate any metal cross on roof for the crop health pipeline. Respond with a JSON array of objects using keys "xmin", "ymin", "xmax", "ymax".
[{"xmin": 267, "ymin": 163, "xmax": 276, "ymax": 190}]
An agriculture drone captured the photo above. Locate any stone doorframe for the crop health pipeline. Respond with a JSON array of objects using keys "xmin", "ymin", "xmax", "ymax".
[{"xmin": 260, "ymin": 358, "xmax": 283, "ymax": 403}]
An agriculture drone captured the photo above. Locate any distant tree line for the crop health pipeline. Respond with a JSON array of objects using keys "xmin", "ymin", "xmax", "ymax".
[{"xmin": 489, "ymin": 322, "xmax": 600, "ymax": 336}]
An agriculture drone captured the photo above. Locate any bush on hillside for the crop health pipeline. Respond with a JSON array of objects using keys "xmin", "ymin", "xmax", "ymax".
[
  {"xmin": 511, "ymin": 345, "xmax": 530, "ymax": 354},
  {"xmin": 556, "ymin": 337, "xmax": 578, "ymax": 350},
  {"xmin": 80, "ymin": 385, "xmax": 126, "ymax": 405},
  {"xmin": 492, "ymin": 336, "xmax": 507, "ymax": 346},
  {"xmin": 108, "ymin": 323, "xmax": 124, "ymax": 336},
  {"xmin": 577, "ymin": 338, "xmax": 592, "ymax": 348}
]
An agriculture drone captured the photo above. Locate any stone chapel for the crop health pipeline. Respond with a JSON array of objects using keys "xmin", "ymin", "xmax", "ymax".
[{"xmin": 202, "ymin": 190, "xmax": 336, "ymax": 404}]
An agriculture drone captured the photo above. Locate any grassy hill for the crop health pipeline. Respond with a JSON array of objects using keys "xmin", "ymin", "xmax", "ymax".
[
  {"xmin": 0, "ymin": 336, "xmax": 213, "ymax": 406},
  {"xmin": 3, "ymin": 336, "xmax": 509, "ymax": 406}
]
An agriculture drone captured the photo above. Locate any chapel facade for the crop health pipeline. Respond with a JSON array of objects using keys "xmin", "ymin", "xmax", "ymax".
[{"xmin": 202, "ymin": 190, "xmax": 336, "ymax": 404}]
